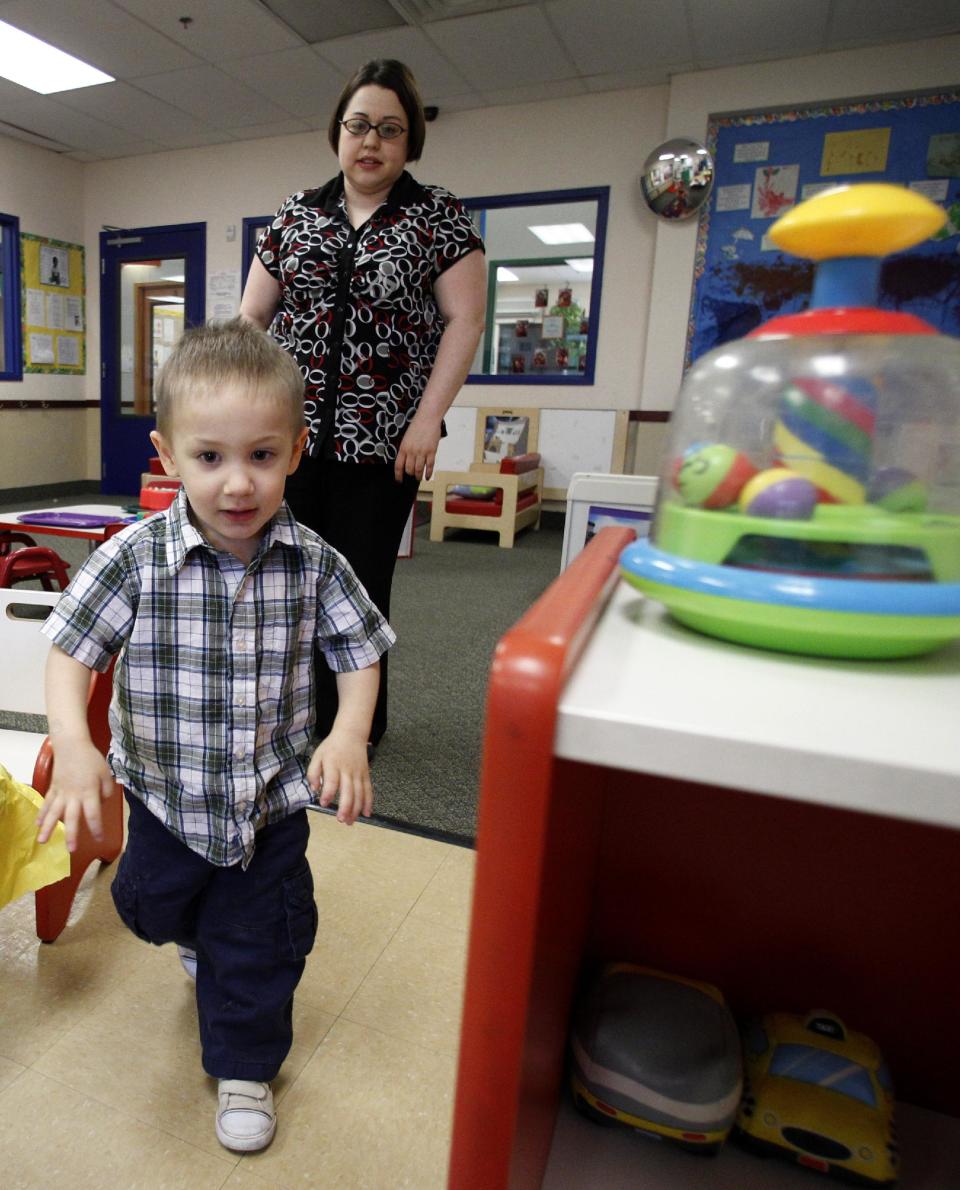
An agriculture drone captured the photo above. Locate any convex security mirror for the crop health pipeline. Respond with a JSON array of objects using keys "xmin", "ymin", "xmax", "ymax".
[{"xmin": 641, "ymin": 138, "xmax": 715, "ymax": 220}]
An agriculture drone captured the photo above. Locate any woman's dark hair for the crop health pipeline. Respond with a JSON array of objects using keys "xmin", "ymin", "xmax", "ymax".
[{"xmin": 328, "ymin": 59, "xmax": 426, "ymax": 162}]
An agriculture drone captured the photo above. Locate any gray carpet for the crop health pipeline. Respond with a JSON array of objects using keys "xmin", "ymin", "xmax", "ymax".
[
  {"xmin": 2, "ymin": 496, "xmax": 565, "ymax": 845},
  {"xmin": 372, "ymin": 508, "xmax": 564, "ymax": 843}
]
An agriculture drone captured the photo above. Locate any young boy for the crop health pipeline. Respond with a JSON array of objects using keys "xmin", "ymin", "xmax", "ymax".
[{"xmin": 35, "ymin": 319, "xmax": 395, "ymax": 1153}]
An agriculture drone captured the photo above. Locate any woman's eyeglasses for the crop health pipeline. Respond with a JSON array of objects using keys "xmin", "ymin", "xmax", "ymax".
[{"xmin": 340, "ymin": 118, "xmax": 406, "ymax": 141}]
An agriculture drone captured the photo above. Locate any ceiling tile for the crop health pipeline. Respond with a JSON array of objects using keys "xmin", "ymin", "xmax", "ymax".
[
  {"xmin": 219, "ymin": 47, "xmax": 347, "ymax": 119},
  {"xmin": 687, "ymin": 0, "xmax": 831, "ymax": 66},
  {"xmin": 0, "ymin": 0, "xmax": 201, "ymax": 77},
  {"xmin": 828, "ymin": 0, "xmax": 960, "ymax": 47},
  {"xmin": 546, "ymin": 0, "xmax": 693, "ymax": 76},
  {"xmin": 133, "ymin": 65, "xmax": 293, "ymax": 127},
  {"xmin": 112, "ymin": 0, "xmax": 304, "ymax": 61},
  {"xmin": 0, "ymin": 79, "xmax": 142, "ymax": 152},
  {"xmin": 220, "ymin": 117, "xmax": 313, "ymax": 141},
  {"xmin": 397, "ymin": 0, "xmax": 540, "ymax": 17},
  {"xmin": 424, "ymin": 6, "xmax": 575, "ymax": 88},
  {"xmin": 263, "ymin": 0, "xmax": 405, "ymax": 42},
  {"xmin": 313, "ymin": 26, "xmax": 472, "ymax": 99},
  {"xmin": 152, "ymin": 127, "xmax": 244, "ymax": 151},
  {"xmin": 48, "ymin": 80, "xmax": 207, "ymax": 141},
  {"xmin": 478, "ymin": 77, "xmax": 587, "ymax": 107},
  {"xmin": 582, "ymin": 66, "xmax": 688, "ymax": 92}
]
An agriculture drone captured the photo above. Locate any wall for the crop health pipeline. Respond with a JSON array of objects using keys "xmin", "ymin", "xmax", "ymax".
[
  {"xmin": 80, "ymin": 84, "xmax": 669, "ymax": 415},
  {"xmin": 643, "ymin": 32, "xmax": 960, "ymax": 413},
  {"xmin": 2, "ymin": 32, "xmax": 959, "ymax": 491},
  {"xmin": 633, "ymin": 31, "xmax": 960, "ymax": 476},
  {"xmin": 0, "ymin": 135, "xmax": 88, "ymax": 491}
]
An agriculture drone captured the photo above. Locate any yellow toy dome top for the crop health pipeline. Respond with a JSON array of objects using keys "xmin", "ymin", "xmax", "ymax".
[{"xmin": 768, "ymin": 183, "xmax": 946, "ymax": 261}]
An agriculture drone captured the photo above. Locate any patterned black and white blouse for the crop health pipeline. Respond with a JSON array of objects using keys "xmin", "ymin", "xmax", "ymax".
[{"xmin": 257, "ymin": 171, "xmax": 484, "ymax": 464}]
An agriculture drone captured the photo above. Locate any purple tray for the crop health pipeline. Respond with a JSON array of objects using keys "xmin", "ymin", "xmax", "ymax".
[{"xmin": 17, "ymin": 511, "xmax": 136, "ymax": 529}]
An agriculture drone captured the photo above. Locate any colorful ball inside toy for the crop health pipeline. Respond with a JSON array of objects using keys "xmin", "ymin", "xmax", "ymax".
[
  {"xmin": 740, "ymin": 468, "xmax": 818, "ymax": 519},
  {"xmin": 774, "ymin": 376, "xmax": 877, "ymax": 503},
  {"xmin": 868, "ymin": 466, "xmax": 928, "ymax": 513},
  {"xmin": 674, "ymin": 443, "xmax": 758, "ymax": 509}
]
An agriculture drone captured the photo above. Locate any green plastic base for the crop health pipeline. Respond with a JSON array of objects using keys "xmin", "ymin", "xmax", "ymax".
[{"xmin": 623, "ymin": 572, "xmax": 960, "ymax": 659}]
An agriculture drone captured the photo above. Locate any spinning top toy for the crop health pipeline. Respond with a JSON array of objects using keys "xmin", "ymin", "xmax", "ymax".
[{"xmin": 621, "ymin": 183, "xmax": 960, "ymax": 659}]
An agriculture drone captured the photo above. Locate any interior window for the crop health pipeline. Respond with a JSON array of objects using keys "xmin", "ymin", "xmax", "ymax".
[{"xmin": 463, "ymin": 186, "xmax": 609, "ymax": 386}]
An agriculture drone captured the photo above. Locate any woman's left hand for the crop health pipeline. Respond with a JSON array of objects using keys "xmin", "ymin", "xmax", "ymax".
[{"xmin": 394, "ymin": 414, "xmax": 443, "ymax": 482}]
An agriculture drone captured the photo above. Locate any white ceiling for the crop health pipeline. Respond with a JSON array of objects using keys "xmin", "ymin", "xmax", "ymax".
[{"xmin": 1, "ymin": 0, "xmax": 958, "ymax": 162}]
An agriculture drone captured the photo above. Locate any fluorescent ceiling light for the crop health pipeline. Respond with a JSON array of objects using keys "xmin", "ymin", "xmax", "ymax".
[
  {"xmin": 565, "ymin": 258, "xmax": 593, "ymax": 273},
  {"xmin": 148, "ymin": 295, "xmax": 185, "ymax": 304},
  {"xmin": 528, "ymin": 223, "xmax": 594, "ymax": 245},
  {"xmin": 497, "ymin": 267, "xmax": 519, "ymax": 282},
  {"xmin": 0, "ymin": 19, "xmax": 113, "ymax": 93}
]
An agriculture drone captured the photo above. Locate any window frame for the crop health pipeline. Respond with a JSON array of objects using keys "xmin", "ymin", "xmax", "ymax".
[
  {"xmin": 0, "ymin": 211, "xmax": 23, "ymax": 381},
  {"xmin": 462, "ymin": 185, "xmax": 609, "ymax": 387}
]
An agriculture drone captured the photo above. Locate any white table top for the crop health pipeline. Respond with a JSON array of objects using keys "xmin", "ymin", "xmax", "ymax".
[
  {"xmin": 556, "ymin": 580, "xmax": 960, "ymax": 831},
  {"xmin": 0, "ymin": 504, "xmax": 134, "ymax": 540}
]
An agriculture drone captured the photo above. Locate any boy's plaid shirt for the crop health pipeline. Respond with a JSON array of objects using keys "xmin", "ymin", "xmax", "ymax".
[{"xmin": 42, "ymin": 493, "xmax": 394, "ymax": 867}]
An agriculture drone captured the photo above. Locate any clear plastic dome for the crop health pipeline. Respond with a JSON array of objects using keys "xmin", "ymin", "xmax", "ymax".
[{"xmin": 650, "ymin": 332, "xmax": 960, "ymax": 584}]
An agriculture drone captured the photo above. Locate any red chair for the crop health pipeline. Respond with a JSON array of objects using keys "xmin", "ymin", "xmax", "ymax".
[
  {"xmin": 0, "ymin": 587, "xmax": 123, "ymax": 942},
  {"xmin": 1, "ymin": 530, "xmax": 39, "ymax": 555},
  {"xmin": 31, "ymin": 659, "xmax": 123, "ymax": 942},
  {"xmin": 0, "ymin": 544, "xmax": 71, "ymax": 591}
]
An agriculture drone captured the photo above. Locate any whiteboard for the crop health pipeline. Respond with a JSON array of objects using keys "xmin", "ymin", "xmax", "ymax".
[
  {"xmin": 431, "ymin": 406, "xmax": 620, "ymax": 494},
  {"xmin": 432, "ymin": 406, "xmax": 477, "ymax": 471},
  {"xmin": 538, "ymin": 410, "xmax": 618, "ymax": 491}
]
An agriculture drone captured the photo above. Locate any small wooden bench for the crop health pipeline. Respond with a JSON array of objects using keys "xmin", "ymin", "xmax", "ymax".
[{"xmin": 429, "ymin": 452, "xmax": 545, "ymax": 548}]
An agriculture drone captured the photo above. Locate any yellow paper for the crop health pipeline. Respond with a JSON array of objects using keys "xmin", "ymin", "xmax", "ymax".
[
  {"xmin": 821, "ymin": 128, "xmax": 891, "ymax": 176},
  {"xmin": 0, "ymin": 764, "xmax": 70, "ymax": 909}
]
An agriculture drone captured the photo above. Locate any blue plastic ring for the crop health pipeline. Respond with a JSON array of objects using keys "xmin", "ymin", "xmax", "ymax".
[{"xmin": 620, "ymin": 539, "xmax": 960, "ymax": 615}]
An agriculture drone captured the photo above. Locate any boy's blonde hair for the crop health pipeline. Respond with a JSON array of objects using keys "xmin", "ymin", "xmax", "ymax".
[{"xmin": 154, "ymin": 318, "xmax": 304, "ymax": 436}]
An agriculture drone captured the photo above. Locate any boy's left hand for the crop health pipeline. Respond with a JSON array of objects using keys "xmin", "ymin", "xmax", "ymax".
[{"xmin": 306, "ymin": 732, "xmax": 372, "ymax": 825}]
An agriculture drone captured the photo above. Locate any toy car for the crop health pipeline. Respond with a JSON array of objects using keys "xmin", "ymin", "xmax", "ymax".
[
  {"xmin": 570, "ymin": 962, "xmax": 742, "ymax": 1153},
  {"xmin": 735, "ymin": 1009, "xmax": 898, "ymax": 1184}
]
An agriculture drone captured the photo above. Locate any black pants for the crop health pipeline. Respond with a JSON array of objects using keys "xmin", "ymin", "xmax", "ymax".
[
  {"xmin": 112, "ymin": 794, "xmax": 317, "ymax": 1082},
  {"xmin": 285, "ymin": 457, "xmax": 419, "ymax": 744}
]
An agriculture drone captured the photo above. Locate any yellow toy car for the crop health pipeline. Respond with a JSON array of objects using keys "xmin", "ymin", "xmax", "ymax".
[{"xmin": 735, "ymin": 1010, "xmax": 898, "ymax": 1185}]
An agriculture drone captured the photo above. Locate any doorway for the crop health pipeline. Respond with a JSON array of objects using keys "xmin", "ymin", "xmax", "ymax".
[{"xmin": 100, "ymin": 222, "xmax": 205, "ymax": 495}]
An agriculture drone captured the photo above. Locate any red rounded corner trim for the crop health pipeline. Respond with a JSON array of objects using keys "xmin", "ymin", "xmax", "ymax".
[
  {"xmin": 749, "ymin": 307, "xmax": 938, "ymax": 338},
  {"xmin": 449, "ymin": 525, "xmax": 635, "ymax": 1190}
]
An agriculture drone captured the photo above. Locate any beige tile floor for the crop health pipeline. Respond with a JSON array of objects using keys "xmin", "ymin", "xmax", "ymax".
[{"xmin": 0, "ymin": 808, "xmax": 475, "ymax": 1189}]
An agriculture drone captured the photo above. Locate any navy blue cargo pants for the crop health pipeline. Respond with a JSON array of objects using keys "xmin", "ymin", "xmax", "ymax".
[{"xmin": 111, "ymin": 792, "xmax": 318, "ymax": 1082}]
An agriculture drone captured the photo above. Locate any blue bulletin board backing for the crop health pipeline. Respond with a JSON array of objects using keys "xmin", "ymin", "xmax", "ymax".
[{"xmin": 686, "ymin": 90, "xmax": 960, "ymax": 367}]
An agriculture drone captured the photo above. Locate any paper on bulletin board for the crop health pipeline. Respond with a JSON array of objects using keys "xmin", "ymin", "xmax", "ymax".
[
  {"xmin": 207, "ymin": 269, "xmax": 240, "ymax": 321},
  {"xmin": 0, "ymin": 764, "xmax": 69, "ymax": 910},
  {"xmin": 821, "ymin": 127, "xmax": 891, "ymax": 176},
  {"xmin": 20, "ymin": 232, "xmax": 86, "ymax": 374}
]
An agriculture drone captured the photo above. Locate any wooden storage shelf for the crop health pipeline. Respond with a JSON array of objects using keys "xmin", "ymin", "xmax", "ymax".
[{"xmin": 449, "ymin": 526, "xmax": 960, "ymax": 1188}]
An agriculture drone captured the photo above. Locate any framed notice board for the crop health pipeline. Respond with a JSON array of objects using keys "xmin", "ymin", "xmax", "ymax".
[
  {"xmin": 687, "ymin": 90, "xmax": 960, "ymax": 367},
  {"xmin": 20, "ymin": 232, "xmax": 86, "ymax": 374}
]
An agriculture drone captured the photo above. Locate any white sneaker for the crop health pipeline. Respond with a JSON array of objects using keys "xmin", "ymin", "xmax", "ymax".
[
  {"xmin": 176, "ymin": 946, "xmax": 197, "ymax": 980},
  {"xmin": 216, "ymin": 1079, "xmax": 276, "ymax": 1152}
]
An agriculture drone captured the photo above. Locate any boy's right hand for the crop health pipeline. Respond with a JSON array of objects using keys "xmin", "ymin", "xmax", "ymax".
[{"xmin": 36, "ymin": 743, "xmax": 115, "ymax": 852}]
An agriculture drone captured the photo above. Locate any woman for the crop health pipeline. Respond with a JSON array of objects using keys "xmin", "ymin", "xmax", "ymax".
[{"xmin": 240, "ymin": 59, "xmax": 486, "ymax": 747}]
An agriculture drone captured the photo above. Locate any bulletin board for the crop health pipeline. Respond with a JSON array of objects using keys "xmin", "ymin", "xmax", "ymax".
[
  {"xmin": 20, "ymin": 232, "xmax": 86, "ymax": 374},
  {"xmin": 686, "ymin": 89, "xmax": 960, "ymax": 367}
]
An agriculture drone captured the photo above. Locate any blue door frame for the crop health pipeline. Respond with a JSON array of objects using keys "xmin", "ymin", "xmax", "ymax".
[{"xmin": 100, "ymin": 222, "xmax": 205, "ymax": 496}]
